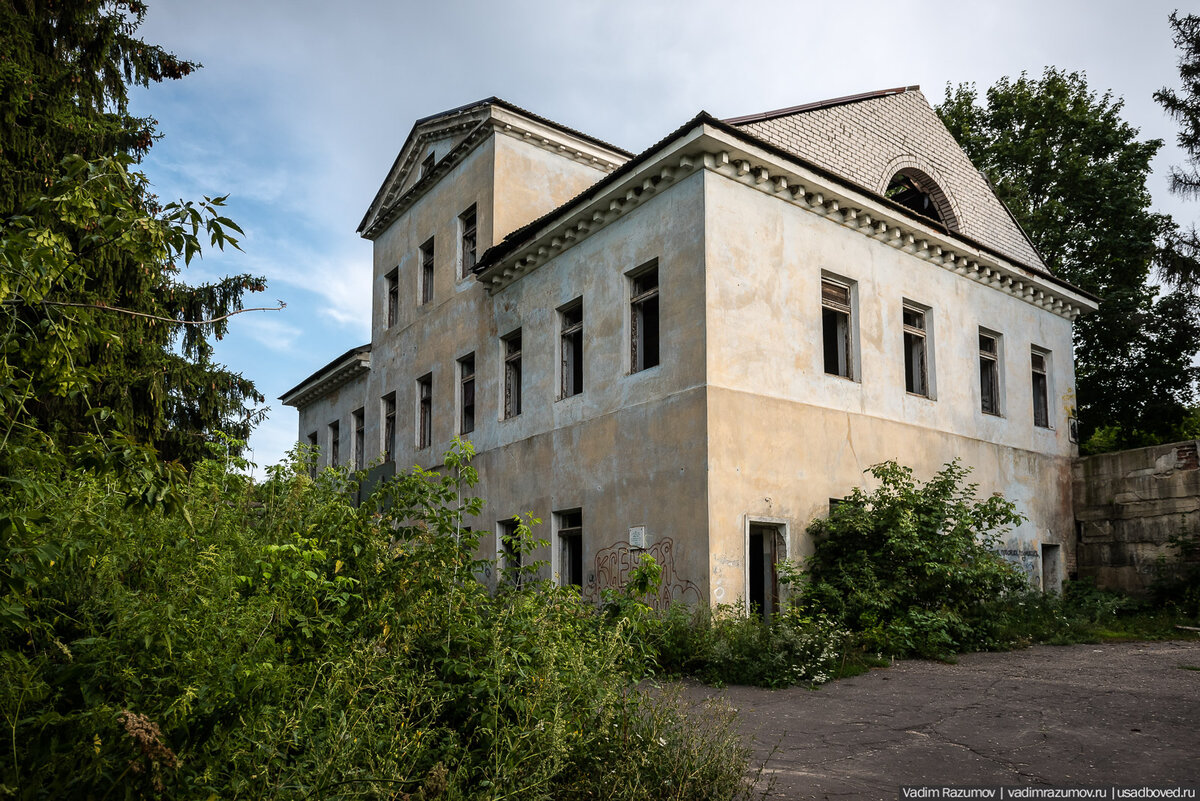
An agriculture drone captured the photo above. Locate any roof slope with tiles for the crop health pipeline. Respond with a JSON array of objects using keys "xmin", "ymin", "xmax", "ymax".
[{"xmin": 726, "ymin": 87, "xmax": 1048, "ymax": 273}]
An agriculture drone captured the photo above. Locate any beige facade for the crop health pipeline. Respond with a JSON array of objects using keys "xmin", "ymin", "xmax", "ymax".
[{"xmin": 282, "ymin": 89, "xmax": 1098, "ymax": 607}]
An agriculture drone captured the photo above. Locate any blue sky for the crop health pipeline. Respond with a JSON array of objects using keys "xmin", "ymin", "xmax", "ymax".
[{"xmin": 128, "ymin": 0, "xmax": 1194, "ymax": 474}]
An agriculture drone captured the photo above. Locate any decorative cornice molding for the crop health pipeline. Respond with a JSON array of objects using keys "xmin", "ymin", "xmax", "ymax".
[
  {"xmin": 495, "ymin": 121, "xmax": 624, "ymax": 173},
  {"xmin": 279, "ymin": 349, "xmax": 372, "ymax": 408},
  {"xmin": 477, "ymin": 130, "xmax": 1098, "ymax": 322}
]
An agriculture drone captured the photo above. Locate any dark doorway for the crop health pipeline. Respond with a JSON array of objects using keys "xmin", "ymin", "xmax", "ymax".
[{"xmin": 748, "ymin": 524, "xmax": 785, "ymax": 619}]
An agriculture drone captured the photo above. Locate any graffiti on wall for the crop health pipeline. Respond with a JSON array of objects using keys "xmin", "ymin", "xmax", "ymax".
[{"xmin": 584, "ymin": 537, "xmax": 702, "ymax": 608}]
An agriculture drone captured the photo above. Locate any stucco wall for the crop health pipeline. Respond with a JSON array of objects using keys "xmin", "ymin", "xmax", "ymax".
[
  {"xmin": 702, "ymin": 169, "xmax": 1079, "ymax": 598},
  {"xmin": 1073, "ymin": 441, "xmax": 1200, "ymax": 593}
]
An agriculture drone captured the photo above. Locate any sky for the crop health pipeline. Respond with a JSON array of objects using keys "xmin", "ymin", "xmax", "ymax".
[{"xmin": 128, "ymin": 0, "xmax": 1196, "ymax": 474}]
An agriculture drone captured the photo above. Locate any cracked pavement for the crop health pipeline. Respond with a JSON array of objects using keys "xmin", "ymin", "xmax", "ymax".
[{"xmin": 687, "ymin": 640, "xmax": 1200, "ymax": 799}]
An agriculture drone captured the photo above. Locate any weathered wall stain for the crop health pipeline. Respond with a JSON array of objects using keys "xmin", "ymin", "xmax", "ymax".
[{"xmin": 585, "ymin": 537, "xmax": 703, "ymax": 607}]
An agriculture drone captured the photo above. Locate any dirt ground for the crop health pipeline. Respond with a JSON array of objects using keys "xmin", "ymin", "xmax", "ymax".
[{"xmin": 687, "ymin": 640, "xmax": 1200, "ymax": 800}]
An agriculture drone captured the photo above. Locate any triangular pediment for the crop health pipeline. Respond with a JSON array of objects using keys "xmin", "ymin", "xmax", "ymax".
[{"xmin": 727, "ymin": 87, "xmax": 1049, "ymax": 273}]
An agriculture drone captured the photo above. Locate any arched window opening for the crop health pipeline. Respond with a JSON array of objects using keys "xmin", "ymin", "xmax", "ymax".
[{"xmin": 885, "ymin": 169, "xmax": 950, "ymax": 228}]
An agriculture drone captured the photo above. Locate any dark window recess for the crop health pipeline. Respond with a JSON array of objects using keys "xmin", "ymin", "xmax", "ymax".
[
  {"xmin": 500, "ymin": 518, "xmax": 522, "ymax": 587},
  {"xmin": 386, "ymin": 268, "xmax": 399, "ymax": 327},
  {"xmin": 631, "ymin": 265, "xmax": 660, "ymax": 372},
  {"xmin": 503, "ymin": 331, "xmax": 522, "ymax": 418},
  {"xmin": 459, "ymin": 354, "xmax": 475, "ymax": 435},
  {"xmin": 329, "ymin": 421, "xmax": 340, "ymax": 466},
  {"xmin": 383, "ymin": 393, "xmax": 396, "ymax": 462},
  {"xmin": 420, "ymin": 151, "xmax": 435, "ymax": 178},
  {"xmin": 821, "ymin": 280, "xmax": 852, "ymax": 378},
  {"xmin": 307, "ymin": 431, "xmax": 318, "ymax": 477},
  {"xmin": 417, "ymin": 374, "xmax": 432, "ymax": 449},
  {"xmin": 903, "ymin": 305, "xmax": 928, "ymax": 397},
  {"xmin": 420, "ymin": 238, "xmax": 434, "ymax": 305},
  {"xmin": 557, "ymin": 510, "xmax": 583, "ymax": 589},
  {"xmin": 560, "ymin": 300, "xmax": 583, "ymax": 398},
  {"xmin": 1032, "ymin": 351, "xmax": 1050, "ymax": 428},
  {"xmin": 352, "ymin": 408, "xmax": 365, "ymax": 471},
  {"xmin": 460, "ymin": 205, "xmax": 477, "ymax": 277},
  {"xmin": 980, "ymin": 333, "xmax": 1000, "ymax": 415},
  {"xmin": 885, "ymin": 171, "xmax": 946, "ymax": 226}
]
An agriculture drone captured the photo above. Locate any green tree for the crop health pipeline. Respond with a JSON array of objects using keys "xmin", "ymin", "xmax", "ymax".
[
  {"xmin": 1156, "ymin": 12, "xmax": 1200, "ymax": 203},
  {"xmin": 0, "ymin": 0, "xmax": 267, "ymax": 466},
  {"xmin": 937, "ymin": 69, "xmax": 1200, "ymax": 449}
]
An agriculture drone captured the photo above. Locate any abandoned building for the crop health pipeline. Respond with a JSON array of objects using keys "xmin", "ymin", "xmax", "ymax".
[{"xmin": 281, "ymin": 86, "xmax": 1100, "ymax": 609}]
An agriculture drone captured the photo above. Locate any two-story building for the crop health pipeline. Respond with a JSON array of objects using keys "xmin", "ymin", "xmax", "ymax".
[{"xmin": 281, "ymin": 87, "xmax": 1099, "ymax": 610}]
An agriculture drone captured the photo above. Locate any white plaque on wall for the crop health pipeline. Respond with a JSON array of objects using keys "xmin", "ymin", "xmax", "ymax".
[{"xmin": 629, "ymin": 525, "xmax": 646, "ymax": 549}]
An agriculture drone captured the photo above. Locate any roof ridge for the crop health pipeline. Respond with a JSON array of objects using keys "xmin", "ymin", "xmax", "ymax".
[{"xmin": 724, "ymin": 85, "xmax": 920, "ymax": 126}]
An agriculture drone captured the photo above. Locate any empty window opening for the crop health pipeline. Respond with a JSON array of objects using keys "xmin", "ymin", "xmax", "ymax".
[
  {"xmin": 499, "ymin": 518, "xmax": 522, "ymax": 587},
  {"xmin": 1032, "ymin": 349, "xmax": 1051, "ymax": 428},
  {"xmin": 417, "ymin": 373, "xmax": 432, "ymax": 449},
  {"xmin": 503, "ymin": 330, "xmax": 522, "ymax": 418},
  {"xmin": 307, "ymin": 431, "xmax": 318, "ymax": 477},
  {"xmin": 560, "ymin": 299, "xmax": 584, "ymax": 398},
  {"xmin": 979, "ymin": 332, "xmax": 1001, "ymax": 416},
  {"xmin": 458, "ymin": 353, "xmax": 476, "ymax": 435},
  {"xmin": 420, "ymin": 151, "xmax": 435, "ymax": 178},
  {"xmin": 328, "ymin": 421, "xmax": 340, "ymax": 466},
  {"xmin": 822, "ymin": 279, "xmax": 853, "ymax": 378},
  {"xmin": 903, "ymin": 304, "xmax": 929, "ymax": 397},
  {"xmin": 460, "ymin": 204, "xmax": 477, "ymax": 278},
  {"xmin": 885, "ymin": 169, "xmax": 951, "ymax": 228},
  {"xmin": 1041, "ymin": 543, "xmax": 1063, "ymax": 593},
  {"xmin": 420, "ymin": 238, "xmax": 434, "ymax": 305},
  {"xmin": 382, "ymin": 392, "xmax": 396, "ymax": 462},
  {"xmin": 748, "ymin": 524, "xmax": 785, "ymax": 620},
  {"xmin": 352, "ymin": 407, "xmax": 365, "ymax": 471},
  {"xmin": 630, "ymin": 263, "xmax": 660, "ymax": 372},
  {"xmin": 385, "ymin": 268, "xmax": 399, "ymax": 327},
  {"xmin": 556, "ymin": 509, "xmax": 583, "ymax": 590}
]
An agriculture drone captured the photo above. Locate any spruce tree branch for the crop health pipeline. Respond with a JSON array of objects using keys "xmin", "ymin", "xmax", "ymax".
[{"xmin": 3, "ymin": 298, "xmax": 286, "ymax": 325}]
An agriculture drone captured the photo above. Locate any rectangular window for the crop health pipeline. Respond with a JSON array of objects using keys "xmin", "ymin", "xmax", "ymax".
[
  {"xmin": 499, "ymin": 518, "xmax": 522, "ymax": 587},
  {"xmin": 502, "ymin": 330, "xmax": 522, "ymax": 418},
  {"xmin": 556, "ymin": 509, "xmax": 583, "ymax": 590},
  {"xmin": 352, "ymin": 407, "xmax": 365, "ymax": 470},
  {"xmin": 382, "ymin": 392, "xmax": 396, "ymax": 462},
  {"xmin": 821, "ymin": 279, "xmax": 853, "ymax": 379},
  {"xmin": 1032, "ymin": 348, "xmax": 1051, "ymax": 428},
  {"xmin": 417, "ymin": 373, "xmax": 432, "ymax": 449},
  {"xmin": 420, "ymin": 151, "xmax": 435, "ymax": 178},
  {"xmin": 419, "ymin": 238, "xmax": 434, "ymax": 305},
  {"xmin": 385, "ymin": 268, "xmax": 399, "ymax": 327},
  {"xmin": 979, "ymin": 331, "xmax": 1002, "ymax": 416},
  {"xmin": 307, "ymin": 431, "xmax": 318, "ymax": 478},
  {"xmin": 560, "ymin": 299, "xmax": 583, "ymax": 398},
  {"xmin": 459, "ymin": 204, "xmax": 477, "ymax": 278},
  {"xmin": 328, "ymin": 421, "xmax": 340, "ymax": 466},
  {"xmin": 458, "ymin": 353, "xmax": 476, "ymax": 435},
  {"xmin": 630, "ymin": 263, "xmax": 660, "ymax": 372},
  {"xmin": 903, "ymin": 303, "xmax": 929, "ymax": 397}
]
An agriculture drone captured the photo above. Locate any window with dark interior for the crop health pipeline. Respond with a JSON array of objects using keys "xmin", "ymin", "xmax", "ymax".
[
  {"xmin": 630, "ymin": 263, "xmax": 659, "ymax": 372},
  {"xmin": 417, "ymin": 373, "xmax": 432, "ymax": 449},
  {"xmin": 419, "ymin": 238, "xmax": 434, "ymax": 305},
  {"xmin": 329, "ymin": 421, "xmax": 340, "ymax": 466},
  {"xmin": 382, "ymin": 392, "xmax": 396, "ymax": 462},
  {"xmin": 560, "ymin": 299, "xmax": 583, "ymax": 398},
  {"xmin": 307, "ymin": 431, "xmax": 318, "ymax": 477},
  {"xmin": 979, "ymin": 332, "xmax": 1001, "ymax": 415},
  {"xmin": 352, "ymin": 407, "xmax": 365, "ymax": 470},
  {"xmin": 885, "ymin": 170, "xmax": 947, "ymax": 227},
  {"xmin": 1032, "ymin": 349, "xmax": 1050, "ymax": 428},
  {"xmin": 903, "ymin": 304, "xmax": 929, "ymax": 397},
  {"xmin": 458, "ymin": 353, "xmax": 475, "ymax": 435},
  {"xmin": 502, "ymin": 330, "xmax": 522, "ymax": 418},
  {"xmin": 460, "ymin": 204, "xmax": 477, "ymax": 278},
  {"xmin": 385, "ymin": 268, "xmax": 399, "ymax": 327},
  {"xmin": 821, "ymin": 279, "xmax": 853, "ymax": 378},
  {"xmin": 556, "ymin": 510, "xmax": 583, "ymax": 590},
  {"xmin": 499, "ymin": 518, "xmax": 522, "ymax": 586}
]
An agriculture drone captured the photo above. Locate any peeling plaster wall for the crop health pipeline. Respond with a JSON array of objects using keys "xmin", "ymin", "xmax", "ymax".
[
  {"xmin": 1073, "ymin": 441, "xmax": 1200, "ymax": 594},
  {"xmin": 702, "ymin": 169, "xmax": 1079, "ymax": 601}
]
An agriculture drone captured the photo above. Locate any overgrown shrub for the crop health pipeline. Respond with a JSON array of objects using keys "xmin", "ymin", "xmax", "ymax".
[
  {"xmin": 0, "ymin": 441, "xmax": 757, "ymax": 799},
  {"xmin": 797, "ymin": 460, "xmax": 1027, "ymax": 659}
]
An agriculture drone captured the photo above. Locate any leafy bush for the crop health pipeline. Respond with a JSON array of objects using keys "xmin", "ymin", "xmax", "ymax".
[
  {"xmin": 0, "ymin": 441, "xmax": 757, "ymax": 799},
  {"xmin": 797, "ymin": 460, "xmax": 1027, "ymax": 660}
]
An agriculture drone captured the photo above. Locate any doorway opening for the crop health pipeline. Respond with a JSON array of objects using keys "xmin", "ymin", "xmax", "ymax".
[
  {"xmin": 748, "ymin": 523, "xmax": 786, "ymax": 619},
  {"xmin": 1041, "ymin": 543, "xmax": 1062, "ymax": 594}
]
